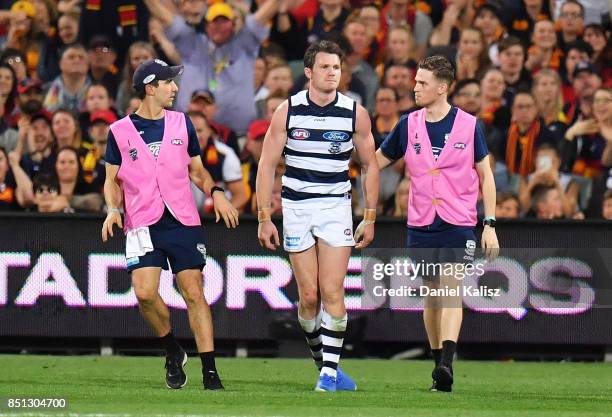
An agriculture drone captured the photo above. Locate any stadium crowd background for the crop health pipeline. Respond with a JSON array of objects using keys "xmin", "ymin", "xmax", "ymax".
[{"xmin": 0, "ymin": 0, "xmax": 611, "ymax": 222}]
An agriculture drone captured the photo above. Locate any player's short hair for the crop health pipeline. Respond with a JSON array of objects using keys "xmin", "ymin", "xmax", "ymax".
[
  {"xmin": 303, "ymin": 40, "xmax": 345, "ymax": 70},
  {"xmin": 418, "ymin": 55, "xmax": 455, "ymax": 87}
]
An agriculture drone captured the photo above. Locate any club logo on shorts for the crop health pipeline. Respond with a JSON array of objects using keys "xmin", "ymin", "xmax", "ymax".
[
  {"xmin": 285, "ymin": 236, "xmax": 300, "ymax": 248},
  {"xmin": 171, "ymin": 139, "xmax": 183, "ymax": 145},
  {"xmin": 129, "ymin": 148, "xmax": 138, "ymax": 161},
  {"xmin": 413, "ymin": 143, "xmax": 421, "ymax": 154},
  {"xmin": 344, "ymin": 228, "xmax": 352, "ymax": 236},
  {"xmin": 328, "ymin": 142, "xmax": 341, "ymax": 154},
  {"xmin": 291, "ymin": 129, "xmax": 310, "ymax": 139},
  {"xmin": 323, "ymin": 131, "xmax": 349, "ymax": 142},
  {"xmin": 464, "ymin": 239, "xmax": 476, "ymax": 262},
  {"xmin": 454, "ymin": 142, "xmax": 466, "ymax": 149},
  {"xmin": 196, "ymin": 243, "xmax": 207, "ymax": 260}
]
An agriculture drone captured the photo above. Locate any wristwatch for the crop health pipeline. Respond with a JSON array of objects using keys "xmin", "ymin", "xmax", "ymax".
[
  {"xmin": 483, "ymin": 217, "xmax": 496, "ymax": 228},
  {"xmin": 210, "ymin": 186, "xmax": 224, "ymax": 195}
]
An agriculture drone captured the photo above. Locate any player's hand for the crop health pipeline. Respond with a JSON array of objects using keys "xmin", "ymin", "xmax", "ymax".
[
  {"xmin": 354, "ymin": 220, "xmax": 375, "ymax": 249},
  {"xmin": 212, "ymin": 192, "xmax": 239, "ymax": 228},
  {"xmin": 481, "ymin": 226, "xmax": 499, "ymax": 261},
  {"xmin": 258, "ymin": 220, "xmax": 280, "ymax": 250},
  {"xmin": 102, "ymin": 210, "xmax": 123, "ymax": 242}
]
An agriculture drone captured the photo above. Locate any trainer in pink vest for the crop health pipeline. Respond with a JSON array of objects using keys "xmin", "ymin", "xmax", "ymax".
[
  {"xmin": 110, "ymin": 110, "xmax": 201, "ymax": 233},
  {"xmin": 404, "ymin": 108, "xmax": 479, "ymax": 227}
]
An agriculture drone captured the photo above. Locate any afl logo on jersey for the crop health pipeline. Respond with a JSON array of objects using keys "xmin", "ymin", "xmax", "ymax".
[
  {"xmin": 323, "ymin": 131, "xmax": 349, "ymax": 142},
  {"xmin": 292, "ymin": 129, "xmax": 310, "ymax": 139}
]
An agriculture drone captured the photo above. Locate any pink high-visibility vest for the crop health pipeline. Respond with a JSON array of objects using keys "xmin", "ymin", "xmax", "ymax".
[
  {"xmin": 404, "ymin": 108, "xmax": 479, "ymax": 227},
  {"xmin": 110, "ymin": 110, "xmax": 200, "ymax": 233}
]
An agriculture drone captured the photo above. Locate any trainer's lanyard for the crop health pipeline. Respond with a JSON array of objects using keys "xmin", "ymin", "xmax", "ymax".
[{"xmin": 208, "ymin": 42, "xmax": 231, "ymax": 92}]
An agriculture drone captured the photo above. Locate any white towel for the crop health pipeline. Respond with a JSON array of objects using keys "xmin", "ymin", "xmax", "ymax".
[{"xmin": 125, "ymin": 227, "xmax": 154, "ymax": 259}]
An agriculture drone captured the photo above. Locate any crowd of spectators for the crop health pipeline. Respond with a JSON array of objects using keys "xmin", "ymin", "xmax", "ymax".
[{"xmin": 0, "ymin": 0, "xmax": 611, "ymax": 221}]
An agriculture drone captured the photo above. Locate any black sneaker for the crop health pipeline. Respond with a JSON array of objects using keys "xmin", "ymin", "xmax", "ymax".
[
  {"xmin": 203, "ymin": 370, "xmax": 224, "ymax": 390},
  {"xmin": 432, "ymin": 365, "xmax": 453, "ymax": 392},
  {"xmin": 165, "ymin": 350, "xmax": 187, "ymax": 389},
  {"xmin": 430, "ymin": 379, "xmax": 438, "ymax": 391}
]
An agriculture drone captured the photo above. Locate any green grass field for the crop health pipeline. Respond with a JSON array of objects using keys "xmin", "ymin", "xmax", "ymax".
[{"xmin": 0, "ymin": 355, "xmax": 611, "ymax": 417}]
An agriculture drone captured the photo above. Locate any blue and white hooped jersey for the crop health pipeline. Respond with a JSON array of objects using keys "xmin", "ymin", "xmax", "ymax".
[{"xmin": 282, "ymin": 90, "xmax": 356, "ymax": 209}]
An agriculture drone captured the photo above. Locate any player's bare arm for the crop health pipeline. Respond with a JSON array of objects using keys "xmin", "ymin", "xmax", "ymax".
[
  {"xmin": 101, "ymin": 163, "xmax": 123, "ymax": 242},
  {"xmin": 353, "ymin": 104, "xmax": 380, "ymax": 249},
  {"xmin": 476, "ymin": 155, "xmax": 499, "ymax": 257},
  {"xmin": 256, "ymin": 100, "xmax": 288, "ymax": 250}
]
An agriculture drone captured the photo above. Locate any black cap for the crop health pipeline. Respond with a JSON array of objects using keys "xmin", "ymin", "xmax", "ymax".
[
  {"xmin": 475, "ymin": 3, "xmax": 503, "ymax": 22},
  {"xmin": 88, "ymin": 34, "xmax": 115, "ymax": 51},
  {"xmin": 132, "ymin": 59, "xmax": 184, "ymax": 92},
  {"xmin": 573, "ymin": 60, "xmax": 598, "ymax": 78}
]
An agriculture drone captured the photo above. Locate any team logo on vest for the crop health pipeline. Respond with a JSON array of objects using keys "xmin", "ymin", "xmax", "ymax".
[
  {"xmin": 453, "ymin": 142, "xmax": 466, "ymax": 149},
  {"xmin": 291, "ymin": 129, "xmax": 310, "ymax": 140},
  {"xmin": 413, "ymin": 143, "xmax": 421, "ymax": 154},
  {"xmin": 328, "ymin": 142, "xmax": 341, "ymax": 154},
  {"xmin": 323, "ymin": 131, "xmax": 349, "ymax": 142},
  {"xmin": 129, "ymin": 148, "xmax": 138, "ymax": 161},
  {"xmin": 171, "ymin": 139, "xmax": 183, "ymax": 145}
]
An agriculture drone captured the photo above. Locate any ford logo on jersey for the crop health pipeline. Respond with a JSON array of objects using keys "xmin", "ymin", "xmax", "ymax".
[
  {"xmin": 292, "ymin": 129, "xmax": 310, "ymax": 139},
  {"xmin": 323, "ymin": 131, "xmax": 349, "ymax": 142}
]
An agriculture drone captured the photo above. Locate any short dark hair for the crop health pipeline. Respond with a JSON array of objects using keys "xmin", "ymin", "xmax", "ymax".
[
  {"xmin": 187, "ymin": 110, "xmax": 208, "ymax": 124},
  {"xmin": 136, "ymin": 79, "xmax": 159, "ymax": 99},
  {"xmin": 303, "ymin": 40, "xmax": 345, "ymax": 69},
  {"xmin": 604, "ymin": 190, "xmax": 612, "ymax": 201},
  {"xmin": 497, "ymin": 191, "xmax": 519, "ymax": 205},
  {"xmin": 418, "ymin": 55, "xmax": 455, "ymax": 86},
  {"xmin": 33, "ymin": 173, "xmax": 59, "ymax": 194},
  {"xmin": 498, "ymin": 36, "xmax": 524, "ymax": 55},
  {"xmin": 531, "ymin": 184, "xmax": 556, "ymax": 207},
  {"xmin": 60, "ymin": 43, "xmax": 87, "ymax": 60},
  {"xmin": 566, "ymin": 39, "xmax": 593, "ymax": 57},
  {"xmin": 453, "ymin": 78, "xmax": 480, "ymax": 95},
  {"xmin": 376, "ymin": 86, "xmax": 400, "ymax": 102},
  {"xmin": 266, "ymin": 89, "xmax": 288, "ymax": 103},
  {"xmin": 536, "ymin": 142, "xmax": 560, "ymax": 157},
  {"xmin": 561, "ymin": 0, "xmax": 584, "ymax": 16}
]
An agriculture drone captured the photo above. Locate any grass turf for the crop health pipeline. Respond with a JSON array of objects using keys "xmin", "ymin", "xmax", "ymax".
[{"xmin": 0, "ymin": 355, "xmax": 611, "ymax": 417}]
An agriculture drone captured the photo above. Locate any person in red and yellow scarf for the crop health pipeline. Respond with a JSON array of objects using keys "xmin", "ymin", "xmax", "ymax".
[{"xmin": 525, "ymin": 19, "xmax": 565, "ymax": 74}]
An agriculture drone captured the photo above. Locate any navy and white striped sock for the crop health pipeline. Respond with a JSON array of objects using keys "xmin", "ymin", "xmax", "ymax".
[
  {"xmin": 298, "ymin": 309, "xmax": 323, "ymax": 370},
  {"xmin": 320, "ymin": 309, "xmax": 347, "ymax": 379}
]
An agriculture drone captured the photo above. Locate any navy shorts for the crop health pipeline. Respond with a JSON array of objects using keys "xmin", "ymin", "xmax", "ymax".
[
  {"xmin": 407, "ymin": 217, "xmax": 477, "ymax": 266},
  {"xmin": 126, "ymin": 209, "xmax": 207, "ymax": 274}
]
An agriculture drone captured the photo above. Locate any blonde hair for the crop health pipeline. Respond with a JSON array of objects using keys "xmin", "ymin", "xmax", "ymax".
[{"xmin": 532, "ymin": 69, "xmax": 565, "ymax": 124}]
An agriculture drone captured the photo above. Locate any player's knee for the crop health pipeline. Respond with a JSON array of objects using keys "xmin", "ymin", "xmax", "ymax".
[
  {"xmin": 320, "ymin": 288, "xmax": 344, "ymax": 307},
  {"xmin": 181, "ymin": 286, "xmax": 204, "ymax": 306},
  {"xmin": 299, "ymin": 291, "xmax": 319, "ymax": 312},
  {"xmin": 134, "ymin": 287, "xmax": 157, "ymax": 306}
]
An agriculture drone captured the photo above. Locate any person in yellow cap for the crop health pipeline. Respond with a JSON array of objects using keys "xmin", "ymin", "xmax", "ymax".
[
  {"xmin": 5, "ymin": 1, "xmax": 43, "ymax": 77},
  {"xmin": 142, "ymin": 0, "xmax": 285, "ymax": 135}
]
